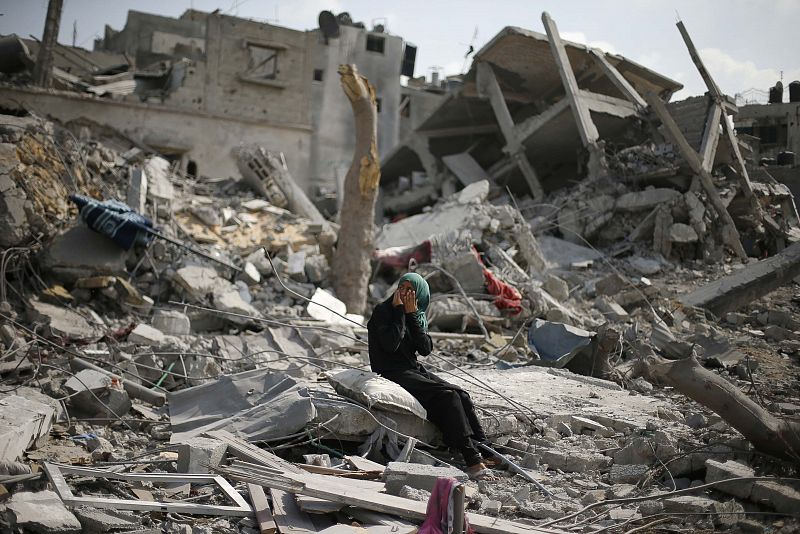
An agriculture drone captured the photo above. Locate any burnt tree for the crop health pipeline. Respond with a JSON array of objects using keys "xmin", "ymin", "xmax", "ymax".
[{"xmin": 332, "ymin": 65, "xmax": 381, "ymax": 315}]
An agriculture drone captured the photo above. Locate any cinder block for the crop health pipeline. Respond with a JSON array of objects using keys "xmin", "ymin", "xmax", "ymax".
[{"xmin": 177, "ymin": 437, "xmax": 227, "ymax": 474}]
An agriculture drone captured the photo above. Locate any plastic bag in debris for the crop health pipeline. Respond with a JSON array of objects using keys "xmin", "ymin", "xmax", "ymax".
[{"xmin": 326, "ymin": 369, "xmax": 427, "ymax": 420}]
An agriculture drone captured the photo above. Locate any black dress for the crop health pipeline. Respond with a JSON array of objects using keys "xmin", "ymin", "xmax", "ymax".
[{"xmin": 367, "ymin": 298, "xmax": 488, "ymax": 465}]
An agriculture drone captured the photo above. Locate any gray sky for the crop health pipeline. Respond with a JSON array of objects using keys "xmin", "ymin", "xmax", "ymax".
[{"xmin": 2, "ymin": 0, "xmax": 799, "ymax": 101}]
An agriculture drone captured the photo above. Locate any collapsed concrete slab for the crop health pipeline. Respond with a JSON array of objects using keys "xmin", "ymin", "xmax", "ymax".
[
  {"xmin": 0, "ymin": 394, "xmax": 55, "ymax": 462},
  {"xmin": 40, "ymin": 225, "xmax": 128, "ymax": 283},
  {"xmin": 383, "ymin": 462, "xmax": 467, "ymax": 495},
  {"xmin": 26, "ymin": 299, "xmax": 98, "ymax": 339},
  {"xmin": 5, "ymin": 490, "xmax": 82, "ymax": 533},
  {"xmin": 680, "ymin": 241, "xmax": 800, "ymax": 316}
]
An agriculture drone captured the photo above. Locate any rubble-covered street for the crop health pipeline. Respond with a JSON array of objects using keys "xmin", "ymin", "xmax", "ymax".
[{"xmin": 1, "ymin": 3, "xmax": 800, "ymax": 534}]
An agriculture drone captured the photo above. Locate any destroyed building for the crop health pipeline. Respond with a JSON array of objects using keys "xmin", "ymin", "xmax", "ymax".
[
  {"xmin": 1, "ymin": 5, "xmax": 800, "ymax": 534},
  {"xmin": 0, "ymin": 8, "xmax": 415, "ymax": 196}
]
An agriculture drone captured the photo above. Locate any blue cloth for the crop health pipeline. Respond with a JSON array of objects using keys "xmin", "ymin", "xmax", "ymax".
[
  {"xmin": 69, "ymin": 194, "xmax": 154, "ymax": 250},
  {"xmin": 398, "ymin": 272, "xmax": 430, "ymax": 331}
]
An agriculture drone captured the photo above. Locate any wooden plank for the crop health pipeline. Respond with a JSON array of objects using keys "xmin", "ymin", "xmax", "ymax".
[
  {"xmin": 699, "ymin": 102, "xmax": 723, "ymax": 172},
  {"xmin": 344, "ymin": 456, "xmax": 385, "ymax": 474},
  {"xmin": 270, "ymin": 488, "xmax": 321, "ymax": 533},
  {"xmin": 588, "ymin": 49, "xmax": 647, "ymax": 109},
  {"xmin": 644, "ymin": 91, "xmax": 747, "ymax": 259},
  {"xmin": 476, "ymin": 61, "xmax": 544, "ymax": 199},
  {"xmin": 541, "ymin": 12, "xmax": 600, "ymax": 146},
  {"xmin": 296, "ymin": 495, "xmax": 346, "ymax": 514},
  {"xmin": 223, "ymin": 465, "xmax": 565, "ymax": 534},
  {"xmin": 249, "ymin": 483, "xmax": 279, "ymax": 534},
  {"xmin": 513, "ymin": 98, "xmax": 570, "ymax": 142}
]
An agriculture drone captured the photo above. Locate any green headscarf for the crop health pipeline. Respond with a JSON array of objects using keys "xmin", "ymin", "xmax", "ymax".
[{"xmin": 398, "ymin": 272, "xmax": 430, "ymax": 331}]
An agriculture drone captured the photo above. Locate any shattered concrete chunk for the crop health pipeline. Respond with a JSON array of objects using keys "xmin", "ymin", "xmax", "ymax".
[
  {"xmin": 26, "ymin": 299, "xmax": 97, "ymax": 339},
  {"xmin": 751, "ymin": 480, "xmax": 800, "ymax": 513},
  {"xmin": 174, "ymin": 265, "xmax": 221, "ymax": 300},
  {"xmin": 539, "ymin": 448, "xmax": 612, "ymax": 472},
  {"xmin": 238, "ymin": 261, "xmax": 261, "ymax": 285},
  {"xmin": 41, "ymin": 225, "xmax": 128, "ymax": 283},
  {"xmin": 615, "ymin": 188, "xmax": 682, "ymax": 211},
  {"xmin": 669, "ymin": 223, "xmax": 699, "ymax": 243},
  {"xmin": 594, "ymin": 296, "xmax": 628, "ymax": 321},
  {"xmin": 543, "ymin": 274, "xmax": 570, "ymax": 301},
  {"xmin": 6, "ymin": 490, "xmax": 82, "ymax": 533},
  {"xmin": 128, "ymin": 324, "xmax": 166, "ymax": 346},
  {"xmin": 384, "ymin": 462, "xmax": 467, "ymax": 495},
  {"xmin": 704, "ymin": 459, "xmax": 755, "ymax": 499},
  {"xmin": 74, "ymin": 506, "xmax": 142, "ymax": 533},
  {"xmin": 0, "ymin": 395, "xmax": 55, "ymax": 462},
  {"xmin": 177, "ymin": 436, "xmax": 227, "ymax": 474},
  {"xmin": 609, "ymin": 463, "xmax": 648, "ymax": 484},
  {"xmin": 152, "ymin": 309, "xmax": 191, "ymax": 336},
  {"xmin": 0, "ymin": 172, "xmax": 29, "ymax": 248}
]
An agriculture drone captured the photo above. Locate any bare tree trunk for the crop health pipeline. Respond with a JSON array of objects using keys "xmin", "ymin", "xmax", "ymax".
[
  {"xmin": 32, "ymin": 0, "xmax": 63, "ymax": 88},
  {"xmin": 635, "ymin": 348, "xmax": 800, "ymax": 462},
  {"xmin": 332, "ymin": 65, "xmax": 381, "ymax": 315}
]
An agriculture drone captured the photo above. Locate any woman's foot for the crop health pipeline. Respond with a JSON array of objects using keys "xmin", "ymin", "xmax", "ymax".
[
  {"xmin": 466, "ymin": 462, "xmax": 499, "ymax": 481},
  {"xmin": 481, "ymin": 456, "xmax": 503, "ymax": 468}
]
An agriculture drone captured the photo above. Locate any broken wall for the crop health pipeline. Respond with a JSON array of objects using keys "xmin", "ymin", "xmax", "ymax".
[{"xmin": 0, "ymin": 86, "xmax": 311, "ymax": 183}]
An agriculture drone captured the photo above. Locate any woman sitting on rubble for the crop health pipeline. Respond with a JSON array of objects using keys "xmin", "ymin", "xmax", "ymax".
[{"xmin": 367, "ymin": 272, "xmax": 499, "ymax": 481}]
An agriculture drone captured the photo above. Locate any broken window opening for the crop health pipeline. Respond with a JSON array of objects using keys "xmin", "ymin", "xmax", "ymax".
[
  {"xmin": 366, "ymin": 34, "xmax": 385, "ymax": 54},
  {"xmin": 313, "ymin": 69, "xmax": 324, "ymax": 82},
  {"xmin": 187, "ymin": 160, "xmax": 198, "ymax": 178},
  {"xmin": 245, "ymin": 43, "xmax": 280, "ymax": 80}
]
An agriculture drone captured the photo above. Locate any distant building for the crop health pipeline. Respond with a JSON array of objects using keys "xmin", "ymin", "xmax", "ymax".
[{"xmin": 0, "ymin": 9, "xmax": 417, "ymax": 196}]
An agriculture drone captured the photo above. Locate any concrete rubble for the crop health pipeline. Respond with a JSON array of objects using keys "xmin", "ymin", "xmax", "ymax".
[{"xmin": 0, "ymin": 6, "xmax": 799, "ymax": 534}]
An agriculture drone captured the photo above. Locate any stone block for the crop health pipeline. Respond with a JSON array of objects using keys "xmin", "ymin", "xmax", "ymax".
[
  {"xmin": 174, "ymin": 265, "xmax": 221, "ymax": 300},
  {"xmin": 304, "ymin": 254, "xmax": 330, "ymax": 284},
  {"xmin": 26, "ymin": 299, "xmax": 97, "ymax": 339},
  {"xmin": 609, "ymin": 463, "xmax": 648, "ymax": 484},
  {"xmin": 668, "ymin": 223, "xmax": 699, "ymax": 243},
  {"xmin": 128, "ymin": 324, "xmax": 166, "ymax": 346},
  {"xmin": 6, "ymin": 490, "xmax": 81, "ymax": 533},
  {"xmin": 384, "ymin": 462, "xmax": 467, "ymax": 495},
  {"xmin": 539, "ymin": 448, "xmax": 612, "ymax": 472},
  {"xmin": 0, "ymin": 172, "xmax": 29, "ymax": 248},
  {"xmin": 594, "ymin": 296, "xmax": 628, "ymax": 321},
  {"xmin": 41, "ymin": 225, "xmax": 128, "ymax": 283},
  {"xmin": 704, "ymin": 459, "xmax": 755, "ymax": 499},
  {"xmin": 74, "ymin": 506, "xmax": 142, "ymax": 533},
  {"xmin": 177, "ymin": 436, "xmax": 227, "ymax": 474},
  {"xmin": 441, "ymin": 252, "xmax": 485, "ymax": 293},
  {"xmin": 0, "ymin": 395, "xmax": 55, "ymax": 462},
  {"xmin": 152, "ymin": 310, "xmax": 191, "ymax": 336},
  {"xmin": 595, "ymin": 273, "xmax": 627, "ymax": 296},
  {"xmin": 615, "ymin": 189, "xmax": 682, "ymax": 212},
  {"xmin": 543, "ymin": 274, "xmax": 570, "ymax": 302},
  {"xmin": 238, "ymin": 261, "xmax": 261, "ymax": 285},
  {"xmin": 751, "ymin": 480, "xmax": 800, "ymax": 513}
]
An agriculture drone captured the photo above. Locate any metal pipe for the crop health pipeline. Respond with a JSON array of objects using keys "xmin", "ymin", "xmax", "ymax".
[{"xmin": 71, "ymin": 357, "xmax": 166, "ymax": 406}]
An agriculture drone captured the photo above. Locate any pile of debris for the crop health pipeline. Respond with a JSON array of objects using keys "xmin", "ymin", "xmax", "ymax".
[
  {"xmin": 2, "ymin": 12, "xmax": 800, "ymax": 534},
  {"xmin": 1, "ymin": 108, "xmax": 800, "ymax": 534}
]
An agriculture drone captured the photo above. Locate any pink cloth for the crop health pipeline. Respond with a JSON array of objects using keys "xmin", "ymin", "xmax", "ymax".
[{"xmin": 418, "ymin": 477, "xmax": 474, "ymax": 534}]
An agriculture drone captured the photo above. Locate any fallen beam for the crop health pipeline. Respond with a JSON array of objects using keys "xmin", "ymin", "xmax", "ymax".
[
  {"xmin": 680, "ymin": 240, "xmax": 800, "ymax": 316},
  {"xmin": 70, "ymin": 357, "xmax": 166, "ymax": 406}
]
